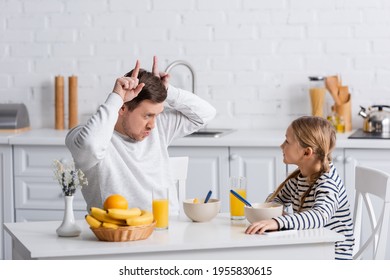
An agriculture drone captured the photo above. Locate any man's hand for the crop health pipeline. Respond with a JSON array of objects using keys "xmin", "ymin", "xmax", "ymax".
[
  {"xmin": 245, "ymin": 219, "xmax": 279, "ymax": 235},
  {"xmin": 152, "ymin": 56, "xmax": 170, "ymax": 89},
  {"xmin": 113, "ymin": 60, "xmax": 145, "ymax": 102}
]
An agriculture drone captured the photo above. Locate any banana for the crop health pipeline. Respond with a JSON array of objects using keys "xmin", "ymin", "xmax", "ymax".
[
  {"xmin": 85, "ymin": 214, "xmax": 102, "ymax": 228},
  {"xmin": 90, "ymin": 207, "xmax": 126, "ymax": 225},
  {"xmin": 126, "ymin": 210, "xmax": 154, "ymax": 226},
  {"xmin": 102, "ymin": 222, "xmax": 119, "ymax": 229},
  {"xmin": 107, "ymin": 207, "xmax": 141, "ymax": 220}
]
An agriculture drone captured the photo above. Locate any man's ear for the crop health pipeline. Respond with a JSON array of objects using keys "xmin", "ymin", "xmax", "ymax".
[{"xmin": 118, "ymin": 105, "xmax": 126, "ymax": 115}]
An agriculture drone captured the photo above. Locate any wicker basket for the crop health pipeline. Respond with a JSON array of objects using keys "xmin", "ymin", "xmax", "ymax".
[{"xmin": 90, "ymin": 221, "xmax": 156, "ymax": 242}]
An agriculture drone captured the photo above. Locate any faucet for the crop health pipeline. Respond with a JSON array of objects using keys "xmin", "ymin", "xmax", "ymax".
[{"xmin": 165, "ymin": 60, "xmax": 196, "ymax": 93}]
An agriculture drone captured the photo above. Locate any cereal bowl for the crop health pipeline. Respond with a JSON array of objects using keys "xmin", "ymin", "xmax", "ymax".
[
  {"xmin": 244, "ymin": 202, "xmax": 283, "ymax": 224},
  {"xmin": 183, "ymin": 198, "xmax": 221, "ymax": 222}
]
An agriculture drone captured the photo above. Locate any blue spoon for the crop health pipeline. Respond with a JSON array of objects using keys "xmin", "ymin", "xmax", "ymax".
[
  {"xmin": 204, "ymin": 190, "xmax": 212, "ymax": 203},
  {"xmin": 230, "ymin": 189, "xmax": 252, "ymax": 207}
]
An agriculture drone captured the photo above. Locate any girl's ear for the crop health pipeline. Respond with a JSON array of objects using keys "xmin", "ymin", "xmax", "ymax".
[{"xmin": 304, "ymin": 147, "xmax": 313, "ymax": 157}]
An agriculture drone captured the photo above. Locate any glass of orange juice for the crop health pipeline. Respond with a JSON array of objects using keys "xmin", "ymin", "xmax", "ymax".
[
  {"xmin": 229, "ymin": 176, "xmax": 247, "ymax": 220},
  {"xmin": 152, "ymin": 188, "xmax": 169, "ymax": 230}
]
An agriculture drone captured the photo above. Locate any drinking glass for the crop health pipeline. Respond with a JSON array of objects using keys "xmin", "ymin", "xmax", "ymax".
[
  {"xmin": 229, "ymin": 176, "xmax": 247, "ymax": 220},
  {"xmin": 152, "ymin": 188, "xmax": 169, "ymax": 230}
]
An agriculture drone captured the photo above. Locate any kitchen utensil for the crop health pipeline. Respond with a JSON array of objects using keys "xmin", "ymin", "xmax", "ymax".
[
  {"xmin": 230, "ymin": 189, "xmax": 252, "ymax": 207},
  {"xmin": 68, "ymin": 75, "xmax": 78, "ymax": 129},
  {"xmin": 204, "ymin": 190, "xmax": 212, "ymax": 203},
  {"xmin": 183, "ymin": 198, "xmax": 221, "ymax": 222},
  {"xmin": 325, "ymin": 76, "xmax": 341, "ymax": 105},
  {"xmin": 55, "ymin": 75, "xmax": 65, "ymax": 130},
  {"xmin": 244, "ymin": 202, "xmax": 283, "ymax": 224},
  {"xmin": 358, "ymin": 105, "xmax": 390, "ymax": 134},
  {"xmin": 338, "ymin": 86, "xmax": 350, "ymax": 104}
]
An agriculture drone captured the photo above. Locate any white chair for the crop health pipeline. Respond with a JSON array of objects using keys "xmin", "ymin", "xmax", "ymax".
[
  {"xmin": 169, "ymin": 157, "xmax": 189, "ymax": 215},
  {"xmin": 353, "ymin": 165, "xmax": 390, "ymax": 260}
]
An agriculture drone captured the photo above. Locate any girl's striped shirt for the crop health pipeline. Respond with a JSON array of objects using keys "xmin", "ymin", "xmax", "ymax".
[{"xmin": 272, "ymin": 163, "xmax": 355, "ymax": 260}]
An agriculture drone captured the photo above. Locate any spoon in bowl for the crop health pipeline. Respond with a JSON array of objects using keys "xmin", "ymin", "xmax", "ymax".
[{"xmin": 204, "ymin": 190, "xmax": 212, "ymax": 203}]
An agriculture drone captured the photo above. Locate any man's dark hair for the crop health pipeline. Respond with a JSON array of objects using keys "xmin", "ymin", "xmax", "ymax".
[{"xmin": 123, "ymin": 69, "xmax": 167, "ymax": 111}]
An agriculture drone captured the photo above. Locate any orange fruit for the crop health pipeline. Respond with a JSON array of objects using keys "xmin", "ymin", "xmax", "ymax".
[{"xmin": 103, "ymin": 194, "xmax": 128, "ymax": 210}]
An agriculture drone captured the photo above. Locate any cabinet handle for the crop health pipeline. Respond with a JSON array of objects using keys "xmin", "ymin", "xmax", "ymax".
[
  {"xmin": 230, "ymin": 154, "xmax": 238, "ymax": 160},
  {"xmin": 345, "ymin": 156, "xmax": 353, "ymax": 163},
  {"xmin": 334, "ymin": 155, "xmax": 343, "ymax": 162}
]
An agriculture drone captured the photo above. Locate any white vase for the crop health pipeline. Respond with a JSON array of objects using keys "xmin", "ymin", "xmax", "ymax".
[{"xmin": 56, "ymin": 195, "xmax": 81, "ymax": 237}]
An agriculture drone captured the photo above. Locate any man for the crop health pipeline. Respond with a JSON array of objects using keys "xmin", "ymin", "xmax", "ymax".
[{"xmin": 66, "ymin": 57, "xmax": 216, "ymax": 214}]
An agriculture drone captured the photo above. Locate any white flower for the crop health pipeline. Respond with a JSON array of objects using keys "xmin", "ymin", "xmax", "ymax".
[{"xmin": 53, "ymin": 160, "xmax": 88, "ymax": 196}]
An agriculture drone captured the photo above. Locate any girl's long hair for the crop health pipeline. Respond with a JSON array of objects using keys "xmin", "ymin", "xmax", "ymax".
[{"xmin": 267, "ymin": 116, "xmax": 336, "ymax": 211}]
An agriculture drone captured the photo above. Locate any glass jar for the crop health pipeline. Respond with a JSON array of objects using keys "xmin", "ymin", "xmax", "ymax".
[{"xmin": 308, "ymin": 76, "xmax": 326, "ymax": 118}]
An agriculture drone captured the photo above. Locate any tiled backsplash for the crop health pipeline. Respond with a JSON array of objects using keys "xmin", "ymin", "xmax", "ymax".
[{"xmin": 1, "ymin": 0, "xmax": 390, "ymax": 129}]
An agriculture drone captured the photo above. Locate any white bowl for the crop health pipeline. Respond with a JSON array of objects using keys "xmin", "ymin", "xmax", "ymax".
[
  {"xmin": 244, "ymin": 202, "xmax": 283, "ymax": 224},
  {"xmin": 183, "ymin": 198, "xmax": 221, "ymax": 222}
]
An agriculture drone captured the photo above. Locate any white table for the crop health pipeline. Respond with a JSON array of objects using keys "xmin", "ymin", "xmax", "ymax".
[{"xmin": 4, "ymin": 214, "xmax": 344, "ymax": 260}]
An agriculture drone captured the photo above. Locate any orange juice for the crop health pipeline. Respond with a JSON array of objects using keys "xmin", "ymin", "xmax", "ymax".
[
  {"xmin": 152, "ymin": 199, "xmax": 169, "ymax": 229},
  {"xmin": 230, "ymin": 188, "xmax": 247, "ymax": 219}
]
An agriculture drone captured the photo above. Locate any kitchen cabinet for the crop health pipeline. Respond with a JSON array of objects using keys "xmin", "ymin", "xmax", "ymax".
[
  {"xmin": 343, "ymin": 149, "xmax": 390, "ymax": 202},
  {"xmin": 0, "ymin": 145, "xmax": 13, "ymax": 260},
  {"xmin": 13, "ymin": 146, "xmax": 87, "ymax": 222}
]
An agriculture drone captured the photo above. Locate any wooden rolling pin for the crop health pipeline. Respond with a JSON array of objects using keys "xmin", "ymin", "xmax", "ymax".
[
  {"xmin": 55, "ymin": 75, "xmax": 64, "ymax": 130},
  {"xmin": 68, "ymin": 75, "xmax": 78, "ymax": 129}
]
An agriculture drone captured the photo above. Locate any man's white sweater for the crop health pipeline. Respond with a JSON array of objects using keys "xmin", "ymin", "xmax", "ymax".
[{"xmin": 66, "ymin": 85, "xmax": 216, "ymax": 214}]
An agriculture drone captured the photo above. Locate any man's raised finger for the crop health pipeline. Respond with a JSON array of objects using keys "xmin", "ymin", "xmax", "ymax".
[
  {"xmin": 131, "ymin": 60, "xmax": 140, "ymax": 78},
  {"xmin": 152, "ymin": 55, "xmax": 159, "ymax": 77}
]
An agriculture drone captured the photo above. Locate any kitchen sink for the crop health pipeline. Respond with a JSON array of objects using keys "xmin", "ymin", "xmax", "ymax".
[{"xmin": 186, "ymin": 128, "xmax": 235, "ymax": 138}]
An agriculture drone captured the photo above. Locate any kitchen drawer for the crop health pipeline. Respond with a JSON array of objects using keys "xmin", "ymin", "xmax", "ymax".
[
  {"xmin": 14, "ymin": 146, "xmax": 72, "ymax": 177},
  {"xmin": 14, "ymin": 177, "xmax": 86, "ymax": 210},
  {"xmin": 16, "ymin": 209, "xmax": 87, "ymax": 222}
]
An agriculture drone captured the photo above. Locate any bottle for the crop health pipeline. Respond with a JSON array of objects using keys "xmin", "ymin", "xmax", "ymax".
[
  {"xmin": 336, "ymin": 116, "xmax": 345, "ymax": 133},
  {"xmin": 327, "ymin": 106, "xmax": 338, "ymax": 129}
]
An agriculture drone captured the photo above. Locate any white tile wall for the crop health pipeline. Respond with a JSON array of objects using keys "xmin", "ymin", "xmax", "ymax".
[{"xmin": 1, "ymin": 0, "xmax": 390, "ymax": 130}]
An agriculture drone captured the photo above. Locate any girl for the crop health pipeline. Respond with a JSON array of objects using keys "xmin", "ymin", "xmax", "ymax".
[{"xmin": 245, "ymin": 116, "xmax": 354, "ymax": 260}]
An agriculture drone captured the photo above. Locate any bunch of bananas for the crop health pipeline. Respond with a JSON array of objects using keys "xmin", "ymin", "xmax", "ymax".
[{"xmin": 85, "ymin": 207, "xmax": 154, "ymax": 229}]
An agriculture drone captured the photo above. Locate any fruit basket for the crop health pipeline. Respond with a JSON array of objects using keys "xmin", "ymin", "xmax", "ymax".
[{"xmin": 90, "ymin": 221, "xmax": 156, "ymax": 242}]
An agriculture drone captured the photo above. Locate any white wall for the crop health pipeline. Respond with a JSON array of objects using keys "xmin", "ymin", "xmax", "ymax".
[{"xmin": 1, "ymin": 0, "xmax": 390, "ymax": 130}]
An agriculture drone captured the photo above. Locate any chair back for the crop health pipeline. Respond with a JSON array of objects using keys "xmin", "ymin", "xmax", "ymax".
[
  {"xmin": 353, "ymin": 165, "xmax": 390, "ymax": 259},
  {"xmin": 169, "ymin": 157, "xmax": 189, "ymax": 214}
]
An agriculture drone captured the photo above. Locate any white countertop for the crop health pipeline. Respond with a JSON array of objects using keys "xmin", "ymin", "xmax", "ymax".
[
  {"xmin": 0, "ymin": 131, "xmax": 23, "ymax": 144},
  {"xmin": 4, "ymin": 128, "xmax": 390, "ymax": 149},
  {"xmin": 8, "ymin": 128, "xmax": 68, "ymax": 145},
  {"xmin": 4, "ymin": 213, "xmax": 343, "ymax": 260}
]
